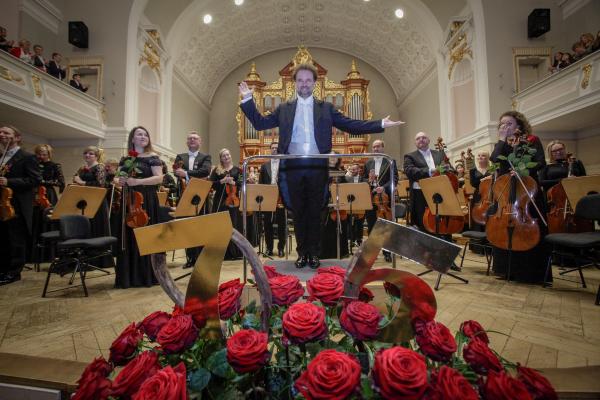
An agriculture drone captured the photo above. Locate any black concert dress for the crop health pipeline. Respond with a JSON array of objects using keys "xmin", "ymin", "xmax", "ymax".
[
  {"xmin": 209, "ymin": 166, "xmax": 243, "ymax": 260},
  {"xmin": 538, "ymin": 160, "xmax": 586, "ymax": 192},
  {"xmin": 115, "ymin": 156, "xmax": 162, "ymax": 288}
]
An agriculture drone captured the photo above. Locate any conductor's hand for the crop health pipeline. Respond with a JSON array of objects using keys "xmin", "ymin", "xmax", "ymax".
[
  {"xmin": 238, "ymin": 82, "xmax": 254, "ymax": 100},
  {"xmin": 382, "ymin": 115, "xmax": 405, "ymax": 128}
]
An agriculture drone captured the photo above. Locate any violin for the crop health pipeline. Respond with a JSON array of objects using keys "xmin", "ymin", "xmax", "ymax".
[
  {"xmin": 422, "ymin": 138, "xmax": 464, "ymax": 235},
  {"xmin": 173, "ymin": 160, "xmax": 187, "ymax": 193},
  {"xmin": 125, "ymin": 190, "xmax": 149, "ymax": 228},
  {"xmin": 224, "ymin": 175, "xmax": 240, "ymax": 208},
  {"xmin": 373, "ymin": 192, "xmax": 392, "ymax": 220},
  {"xmin": 35, "ymin": 185, "xmax": 51, "ymax": 209},
  {"xmin": 0, "ymin": 139, "xmax": 16, "ymax": 222}
]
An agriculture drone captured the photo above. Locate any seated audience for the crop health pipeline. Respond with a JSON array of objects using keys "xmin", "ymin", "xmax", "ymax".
[
  {"xmin": 580, "ymin": 33, "xmax": 595, "ymax": 54},
  {"xmin": 47, "ymin": 53, "xmax": 66, "ymax": 80},
  {"xmin": 9, "ymin": 39, "xmax": 32, "ymax": 64},
  {"xmin": 70, "ymin": 73, "xmax": 88, "ymax": 92},
  {"xmin": 32, "ymin": 44, "xmax": 46, "ymax": 72},
  {"xmin": 571, "ymin": 41, "xmax": 588, "ymax": 62}
]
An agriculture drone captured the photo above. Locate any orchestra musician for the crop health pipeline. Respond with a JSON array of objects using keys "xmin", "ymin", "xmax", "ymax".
[
  {"xmin": 363, "ymin": 139, "xmax": 398, "ymax": 262},
  {"xmin": 345, "ymin": 163, "xmax": 365, "ymax": 247},
  {"xmin": 174, "ymin": 131, "xmax": 212, "ymax": 268},
  {"xmin": 73, "ymin": 146, "xmax": 113, "ymax": 268},
  {"xmin": 538, "ymin": 140, "xmax": 586, "ymax": 192},
  {"xmin": 160, "ymin": 160, "xmax": 177, "ymax": 203},
  {"xmin": 489, "ymin": 111, "xmax": 548, "ymax": 283},
  {"xmin": 403, "ymin": 132, "xmax": 447, "ymax": 232},
  {"xmin": 259, "ymin": 142, "xmax": 286, "ymax": 257},
  {"xmin": 320, "ymin": 153, "xmax": 349, "ymax": 259},
  {"xmin": 469, "ymin": 150, "xmax": 491, "ymax": 231},
  {"xmin": 239, "ymin": 63, "xmax": 404, "ymax": 268},
  {"xmin": 115, "ymin": 126, "xmax": 163, "ymax": 288},
  {"xmin": 0, "ymin": 126, "xmax": 41, "ymax": 286},
  {"xmin": 209, "ymin": 148, "xmax": 243, "ymax": 260}
]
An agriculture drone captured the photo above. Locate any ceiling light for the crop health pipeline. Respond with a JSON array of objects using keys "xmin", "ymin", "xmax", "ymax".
[
  {"xmin": 203, "ymin": 14, "xmax": 212, "ymax": 24},
  {"xmin": 395, "ymin": 8, "xmax": 404, "ymax": 18},
  {"xmin": 234, "ymin": 0, "xmax": 244, "ymax": 5}
]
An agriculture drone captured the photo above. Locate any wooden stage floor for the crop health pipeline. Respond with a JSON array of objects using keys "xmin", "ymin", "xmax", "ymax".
[{"xmin": 0, "ymin": 248, "xmax": 599, "ymax": 370}]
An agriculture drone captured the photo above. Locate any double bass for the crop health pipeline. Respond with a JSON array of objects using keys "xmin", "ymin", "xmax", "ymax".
[{"xmin": 422, "ymin": 138, "xmax": 464, "ymax": 235}]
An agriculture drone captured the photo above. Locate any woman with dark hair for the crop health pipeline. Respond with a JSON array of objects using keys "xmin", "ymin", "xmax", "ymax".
[
  {"xmin": 115, "ymin": 126, "xmax": 163, "ymax": 288},
  {"xmin": 489, "ymin": 111, "xmax": 548, "ymax": 283}
]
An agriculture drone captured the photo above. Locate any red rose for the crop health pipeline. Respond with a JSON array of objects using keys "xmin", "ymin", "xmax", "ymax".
[
  {"xmin": 109, "ymin": 322, "xmax": 143, "ymax": 366},
  {"xmin": 261, "ymin": 265, "xmax": 283, "ymax": 279},
  {"xmin": 426, "ymin": 365, "xmax": 478, "ymax": 400},
  {"xmin": 184, "ymin": 295, "xmax": 218, "ymax": 329},
  {"xmin": 111, "ymin": 351, "xmax": 161, "ymax": 398},
  {"xmin": 358, "ymin": 286, "xmax": 374, "ymax": 302},
  {"xmin": 460, "ymin": 320, "xmax": 489, "ymax": 343},
  {"xmin": 72, "ymin": 357, "xmax": 113, "ymax": 400},
  {"xmin": 295, "ymin": 349, "xmax": 361, "ymax": 400},
  {"xmin": 156, "ymin": 314, "xmax": 199, "ymax": 354},
  {"xmin": 372, "ymin": 346, "xmax": 428, "ymax": 400},
  {"xmin": 414, "ymin": 320, "xmax": 457, "ymax": 362},
  {"xmin": 526, "ymin": 134, "xmax": 539, "ymax": 145},
  {"xmin": 316, "ymin": 265, "xmax": 346, "ymax": 277},
  {"xmin": 218, "ymin": 278, "xmax": 244, "ymax": 320},
  {"xmin": 269, "ymin": 275, "xmax": 305, "ymax": 306},
  {"xmin": 339, "ymin": 300, "xmax": 382, "ymax": 341},
  {"xmin": 138, "ymin": 311, "xmax": 171, "ymax": 341},
  {"xmin": 463, "ymin": 339, "xmax": 503, "ymax": 375},
  {"xmin": 483, "ymin": 370, "xmax": 533, "ymax": 400},
  {"xmin": 226, "ymin": 329, "xmax": 270, "ymax": 374},
  {"xmin": 128, "ymin": 150, "xmax": 139, "ymax": 157},
  {"xmin": 132, "ymin": 362, "xmax": 188, "ymax": 400},
  {"xmin": 517, "ymin": 365, "xmax": 558, "ymax": 400},
  {"xmin": 282, "ymin": 302, "xmax": 327, "ymax": 345},
  {"xmin": 307, "ymin": 272, "xmax": 344, "ymax": 306}
]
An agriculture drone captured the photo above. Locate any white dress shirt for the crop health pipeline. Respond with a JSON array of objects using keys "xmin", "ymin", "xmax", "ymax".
[
  {"xmin": 270, "ymin": 159, "xmax": 279, "ymax": 184},
  {"xmin": 373, "ymin": 156, "xmax": 383, "ymax": 176},
  {"xmin": 289, "ymin": 95, "xmax": 319, "ymax": 155},
  {"xmin": 412, "ymin": 148, "xmax": 436, "ymax": 189}
]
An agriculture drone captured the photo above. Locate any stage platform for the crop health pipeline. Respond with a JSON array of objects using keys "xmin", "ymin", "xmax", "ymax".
[{"xmin": 263, "ymin": 258, "xmax": 349, "ymax": 281}]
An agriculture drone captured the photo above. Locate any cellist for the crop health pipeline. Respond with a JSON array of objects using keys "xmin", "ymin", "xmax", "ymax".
[
  {"xmin": 538, "ymin": 140, "xmax": 586, "ymax": 192},
  {"xmin": 489, "ymin": 111, "xmax": 548, "ymax": 283}
]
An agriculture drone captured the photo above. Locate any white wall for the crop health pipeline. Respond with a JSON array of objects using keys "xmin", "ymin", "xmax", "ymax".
[{"xmin": 170, "ymin": 75, "xmax": 210, "ymax": 155}]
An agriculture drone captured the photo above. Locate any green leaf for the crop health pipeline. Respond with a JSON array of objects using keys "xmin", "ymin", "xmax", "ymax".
[
  {"xmin": 246, "ymin": 278, "xmax": 255, "ymax": 285},
  {"xmin": 361, "ymin": 376, "xmax": 375, "ymax": 399},
  {"xmin": 305, "ymin": 342, "xmax": 322, "ymax": 358},
  {"xmin": 497, "ymin": 155, "xmax": 507, "ymax": 161},
  {"xmin": 241, "ymin": 313, "xmax": 261, "ymax": 330},
  {"xmin": 123, "ymin": 159, "xmax": 133, "ymax": 168},
  {"xmin": 526, "ymin": 162, "xmax": 538, "ymax": 168},
  {"xmin": 188, "ymin": 367, "xmax": 211, "ymax": 392},
  {"xmin": 206, "ymin": 348, "xmax": 235, "ymax": 378},
  {"xmin": 245, "ymin": 299, "xmax": 257, "ymax": 314}
]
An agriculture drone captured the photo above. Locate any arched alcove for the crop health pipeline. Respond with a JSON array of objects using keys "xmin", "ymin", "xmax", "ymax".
[
  {"xmin": 137, "ymin": 65, "xmax": 161, "ymax": 143},
  {"xmin": 451, "ymin": 58, "xmax": 476, "ymax": 139}
]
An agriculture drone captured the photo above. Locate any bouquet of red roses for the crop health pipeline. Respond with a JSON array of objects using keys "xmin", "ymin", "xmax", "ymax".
[
  {"xmin": 118, "ymin": 149, "xmax": 142, "ymax": 178},
  {"xmin": 73, "ymin": 270, "xmax": 557, "ymax": 400}
]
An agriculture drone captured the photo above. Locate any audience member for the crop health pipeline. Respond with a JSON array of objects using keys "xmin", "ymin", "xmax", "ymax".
[
  {"xmin": 9, "ymin": 39, "xmax": 32, "ymax": 64},
  {"xmin": 549, "ymin": 51, "xmax": 563, "ymax": 73},
  {"xmin": 580, "ymin": 33, "xmax": 595, "ymax": 53},
  {"xmin": 0, "ymin": 26, "xmax": 14, "ymax": 52},
  {"xmin": 70, "ymin": 73, "xmax": 88, "ymax": 92},
  {"xmin": 46, "ymin": 53, "xmax": 66, "ymax": 80},
  {"xmin": 561, "ymin": 52, "xmax": 573, "ymax": 68},
  {"xmin": 571, "ymin": 41, "xmax": 588, "ymax": 61},
  {"xmin": 593, "ymin": 31, "xmax": 600, "ymax": 52},
  {"xmin": 32, "ymin": 44, "xmax": 46, "ymax": 72}
]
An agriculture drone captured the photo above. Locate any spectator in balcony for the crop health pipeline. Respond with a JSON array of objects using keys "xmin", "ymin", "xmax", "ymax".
[
  {"xmin": 9, "ymin": 39, "xmax": 32, "ymax": 64},
  {"xmin": 32, "ymin": 44, "xmax": 46, "ymax": 72},
  {"xmin": 70, "ymin": 73, "xmax": 88, "ymax": 93},
  {"xmin": 571, "ymin": 41, "xmax": 588, "ymax": 61},
  {"xmin": 549, "ymin": 51, "xmax": 564, "ymax": 73},
  {"xmin": 592, "ymin": 31, "xmax": 600, "ymax": 52},
  {"xmin": 580, "ymin": 33, "xmax": 595, "ymax": 53},
  {"xmin": 0, "ymin": 26, "xmax": 15, "ymax": 52},
  {"xmin": 560, "ymin": 52, "xmax": 573, "ymax": 68},
  {"xmin": 47, "ymin": 52, "xmax": 66, "ymax": 80}
]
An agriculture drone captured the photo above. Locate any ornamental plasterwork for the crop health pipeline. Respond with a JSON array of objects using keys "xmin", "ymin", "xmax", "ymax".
[
  {"xmin": 447, "ymin": 37, "xmax": 473, "ymax": 79},
  {"xmin": 139, "ymin": 28, "xmax": 164, "ymax": 82},
  {"xmin": 324, "ymin": 77, "xmax": 345, "ymax": 90},
  {"xmin": 175, "ymin": 0, "xmax": 434, "ymax": 105},
  {"xmin": 581, "ymin": 63, "xmax": 592, "ymax": 89},
  {"xmin": 0, "ymin": 66, "xmax": 25, "ymax": 85},
  {"xmin": 31, "ymin": 74, "xmax": 42, "ymax": 97}
]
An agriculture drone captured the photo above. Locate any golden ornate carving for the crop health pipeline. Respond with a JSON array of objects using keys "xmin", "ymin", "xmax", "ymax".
[
  {"xmin": 448, "ymin": 41, "xmax": 472, "ymax": 79},
  {"xmin": 264, "ymin": 77, "xmax": 283, "ymax": 90},
  {"xmin": 346, "ymin": 60, "xmax": 362, "ymax": 79},
  {"xmin": 31, "ymin": 74, "xmax": 42, "ymax": 97},
  {"xmin": 581, "ymin": 63, "xmax": 592, "ymax": 90},
  {"xmin": 101, "ymin": 106, "xmax": 107, "ymax": 125},
  {"xmin": 139, "ymin": 39, "xmax": 161, "ymax": 81},
  {"xmin": 147, "ymin": 29, "xmax": 162, "ymax": 47},
  {"xmin": 0, "ymin": 66, "xmax": 24, "ymax": 85},
  {"xmin": 292, "ymin": 45, "xmax": 314, "ymax": 67},
  {"xmin": 511, "ymin": 99, "xmax": 518, "ymax": 111},
  {"xmin": 246, "ymin": 62, "xmax": 261, "ymax": 81},
  {"xmin": 324, "ymin": 77, "xmax": 345, "ymax": 90}
]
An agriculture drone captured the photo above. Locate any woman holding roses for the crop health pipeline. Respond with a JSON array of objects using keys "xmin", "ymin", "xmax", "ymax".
[{"xmin": 115, "ymin": 126, "xmax": 163, "ymax": 288}]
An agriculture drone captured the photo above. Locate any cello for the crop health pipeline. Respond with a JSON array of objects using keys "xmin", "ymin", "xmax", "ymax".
[{"xmin": 422, "ymin": 138, "xmax": 464, "ymax": 235}]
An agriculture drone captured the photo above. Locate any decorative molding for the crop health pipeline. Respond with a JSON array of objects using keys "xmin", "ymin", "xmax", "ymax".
[
  {"xmin": 30, "ymin": 73, "xmax": 42, "ymax": 97},
  {"xmin": 19, "ymin": 0, "xmax": 63, "ymax": 35},
  {"xmin": 581, "ymin": 63, "xmax": 592, "ymax": 89},
  {"xmin": 0, "ymin": 66, "xmax": 25, "ymax": 85}
]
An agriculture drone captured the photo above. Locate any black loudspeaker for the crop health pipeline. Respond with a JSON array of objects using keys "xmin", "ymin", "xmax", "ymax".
[
  {"xmin": 69, "ymin": 21, "xmax": 88, "ymax": 48},
  {"xmin": 528, "ymin": 9, "xmax": 550, "ymax": 38}
]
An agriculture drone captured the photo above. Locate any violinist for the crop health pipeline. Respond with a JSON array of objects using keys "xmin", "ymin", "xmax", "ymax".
[
  {"xmin": 259, "ymin": 142, "xmax": 286, "ymax": 257},
  {"xmin": 159, "ymin": 160, "xmax": 177, "ymax": 201},
  {"xmin": 174, "ymin": 131, "xmax": 211, "ymax": 268},
  {"xmin": 209, "ymin": 148, "xmax": 243, "ymax": 260},
  {"xmin": 345, "ymin": 163, "xmax": 365, "ymax": 247},
  {"xmin": 364, "ymin": 140, "xmax": 398, "ymax": 262},
  {"xmin": 320, "ymin": 152, "xmax": 349, "ymax": 259},
  {"xmin": 0, "ymin": 126, "xmax": 41, "ymax": 286},
  {"xmin": 538, "ymin": 140, "xmax": 586, "ymax": 192},
  {"xmin": 469, "ymin": 151, "xmax": 491, "ymax": 231},
  {"xmin": 455, "ymin": 162, "xmax": 466, "ymax": 188},
  {"xmin": 403, "ymin": 132, "xmax": 447, "ymax": 232},
  {"xmin": 489, "ymin": 111, "xmax": 548, "ymax": 283},
  {"xmin": 72, "ymin": 146, "xmax": 113, "ymax": 268},
  {"xmin": 115, "ymin": 126, "xmax": 163, "ymax": 288},
  {"xmin": 34, "ymin": 144, "xmax": 64, "ymax": 206}
]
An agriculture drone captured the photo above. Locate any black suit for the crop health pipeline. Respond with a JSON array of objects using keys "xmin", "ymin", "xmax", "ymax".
[
  {"xmin": 344, "ymin": 174, "xmax": 367, "ymax": 245},
  {"xmin": 259, "ymin": 161, "xmax": 286, "ymax": 253},
  {"xmin": 174, "ymin": 151, "xmax": 212, "ymax": 264},
  {"xmin": 0, "ymin": 149, "xmax": 42, "ymax": 276},
  {"xmin": 47, "ymin": 60, "xmax": 66, "ymax": 80},
  {"xmin": 362, "ymin": 157, "xmax": 399, "ymax": 234},
  {"xmin": 241, "ymin": 97, "xmax": 383, "ymax": 257},
  {"xmin": 403, "ymin": 149, "xmax": 446, "ymax": 231},
  {"xmin": 70, "ymin": 79, "xmax": 88, "ymax": 92}
]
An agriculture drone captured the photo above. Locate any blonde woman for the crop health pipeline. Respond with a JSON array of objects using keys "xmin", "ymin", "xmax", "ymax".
[
  {"xmin": 34, "ymin": 144, "xmax": 64, "ymax": 205},
  {"xmin": 538, "ymin": 140, "xmax": 586, "ymax": 191}
]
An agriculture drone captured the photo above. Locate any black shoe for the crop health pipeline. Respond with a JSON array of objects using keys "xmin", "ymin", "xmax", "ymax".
[
  {"xmin": 0, "ymin": 272, "xmax": 21, "ymax": 286},
  {"xmin": 384, "ymin": 252, "xmax": 392, "ymax": 263},
  {"xmin": 265, "ymin": 250, "xmax": 274, "ymax": 257},
  {"xmin": 295, "ymin": 255, "xmax": 308, "ymax": 269},
  {"xmin": 183, "ymin": 260, "xmax": 195, "ymax": 269},
  {"xmin": 309, "ymin": 256, "xmax": 320, "ymax": 269},
  {"xmin": 278, "ymin": 249, "xmax": 285, "ymax": 257}
]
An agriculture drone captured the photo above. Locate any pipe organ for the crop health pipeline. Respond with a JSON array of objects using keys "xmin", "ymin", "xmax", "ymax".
[{"xmin": 237, "ymin": 46, "xmax": 374, "ymax": 169}]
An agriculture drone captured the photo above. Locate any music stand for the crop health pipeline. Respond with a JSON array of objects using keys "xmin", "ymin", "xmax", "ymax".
[
  {"xmin": 418, "ymin": 175, "xmax": 468, "ymax": 290},
  {"xmin": 173, "ymin": 178, "xmax": 212, "ymax": 281},
  {"xmin": 174, "ymin": 178, "xmax": 212, "ymax": 218},
  {"xmin": 331, "ymin": 182, "xmax": 371, "ymax": 255},
  {"xmin": 561, "ymin": 175, "xmax": 600, "ymax": 213},
  {"xmin": 51, "ymin": 185, "xmax": 107, "ymax": 220},
  {"xmin": 243, "ymin": 184, "xmax": 279, "ymax": 259}
]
